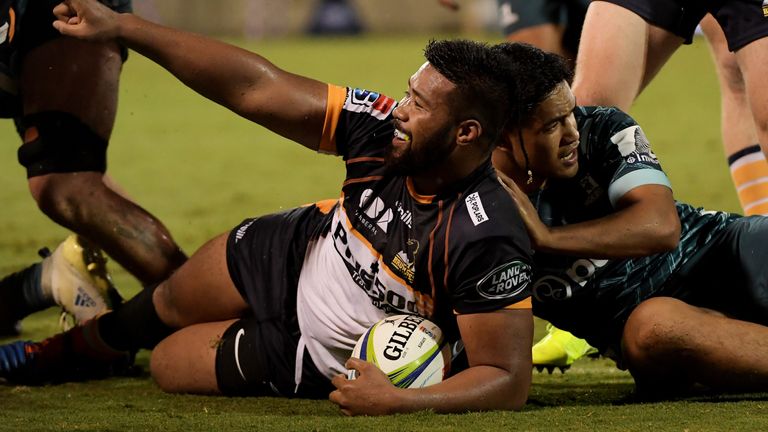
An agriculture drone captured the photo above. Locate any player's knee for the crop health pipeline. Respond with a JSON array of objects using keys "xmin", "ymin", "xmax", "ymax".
[
  {"xmin": 150, "ymin": 340, "xmax": 181, "ymax": 393},
  {"xmin": 28, "ymin": 173, "xmax": 105, "ymax": 226},
  {"xmin": 28, "ymin": 174, "xmax": 82, "ymax": 224},
  {"xmin": 152, "ymin": 280, "xmax": 190, "ymax": 329},
  {"xmin": 622, "ymin": 297, "xmax": 685, "ymax": 367}
]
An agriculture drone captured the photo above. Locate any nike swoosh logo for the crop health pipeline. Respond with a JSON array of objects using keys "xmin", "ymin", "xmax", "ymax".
[{"xmin": 234, "ymin": 328, "xmax": 247, "ymax": 381}]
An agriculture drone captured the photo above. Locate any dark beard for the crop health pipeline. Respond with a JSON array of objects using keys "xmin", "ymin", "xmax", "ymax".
[{"xmin": 384, "ymin": 132, "xmax": 454, "ymax": 177}]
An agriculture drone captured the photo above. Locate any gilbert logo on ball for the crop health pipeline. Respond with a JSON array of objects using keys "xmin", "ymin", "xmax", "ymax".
[{"xmin": 349, "ymin": 314, "xmax": 451, "ymax": 388}]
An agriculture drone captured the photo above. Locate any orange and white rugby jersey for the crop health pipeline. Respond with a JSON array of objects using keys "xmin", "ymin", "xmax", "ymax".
[{"xmin": 297, "ymin": 85, "xmax": 533, "ymax": 378}]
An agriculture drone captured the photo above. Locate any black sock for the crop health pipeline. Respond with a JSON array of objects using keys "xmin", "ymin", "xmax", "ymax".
[
  {"xmin": 97, "ymin": 283, "xmax": 174, "ymax": 352},
  {"xmin": 0, "ymin": 263, "xmax": 51, "ymax": 320}
]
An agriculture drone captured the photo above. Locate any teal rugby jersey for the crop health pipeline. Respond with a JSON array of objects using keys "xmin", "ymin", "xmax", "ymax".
[{"xmin": 530, "ymin": 106, "xmax": 740, "ymax": 351}]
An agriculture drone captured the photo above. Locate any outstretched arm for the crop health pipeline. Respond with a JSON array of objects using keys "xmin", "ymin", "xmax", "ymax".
[
  {"xmin": 330, "ymin": 309, "xmax": 533, "ymax": 415},
  {"xmin": 53, "ymin": 0, "xmax": 327, "ymax": 150},
  {"xmin": 498, "ymin": 171, "xmax": 680, "ymax": 258}
]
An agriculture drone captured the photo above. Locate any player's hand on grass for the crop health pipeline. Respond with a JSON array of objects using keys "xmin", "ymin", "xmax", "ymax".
[
  {"xmin": 329, "ymin": 358, "xmax": 399, "ymax": 416},
  {"xmin": 496, "ymin": 169, "xmax": 553, "ymax": 250},
  {"xmin": 53, "ymin": 0, "xmax": 121, "ymax": 41}
]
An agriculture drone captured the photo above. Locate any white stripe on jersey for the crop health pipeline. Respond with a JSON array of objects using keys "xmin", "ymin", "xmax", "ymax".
[{"xmin": 296, "ymin": 204, "xmax": 430, "ymax": 379}]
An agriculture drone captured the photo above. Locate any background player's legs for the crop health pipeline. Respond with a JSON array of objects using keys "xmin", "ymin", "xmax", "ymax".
[
  {"xmin": 0, "ymin": 232, "xmax": 248, "ymax": 383},
  {"xmin": 20, "ymin": 37, "xmax": 187, "ymax": 285},
  {"xmin": 622, "ymin": 297, "xmax": 768, "ymax": 394},
  {"xmin": 701, "ymin": 16, "xmax": 768, "ymax": 216},
  {"xmin": 572, "ymin": 1, "xmax": 682, "ymax": 110},
  {"xmin": 150, "ymin": 320, "xmax": 236, "ymax": 394},
  {"xmin": 733, "ymin": 37, "xmax": 768, "ymax": 215},
  {"xmin": 506, "ymin": 24, "xmax": 566, "ymax": 56}
]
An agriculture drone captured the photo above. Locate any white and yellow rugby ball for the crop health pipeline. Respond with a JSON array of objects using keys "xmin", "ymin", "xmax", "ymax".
[{"xmin": 350, "ymin": 314, "xmax": 451, "ymax": 388}]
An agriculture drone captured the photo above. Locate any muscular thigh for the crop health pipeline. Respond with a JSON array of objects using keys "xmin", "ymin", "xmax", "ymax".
[
  {"xmin": 5, "ymin": 0, "xmax": 131, "ymax": 132},
  {"xmin": 20, "ymin": 37, "xmax": 122, "ymax": 139},
  {"xmin": 154, "ymin": 233, "xmax": 249, "ymax": 328},
  {"xmin": 151, "ymin": 319, "xmax": 236, "ymax": 395}
]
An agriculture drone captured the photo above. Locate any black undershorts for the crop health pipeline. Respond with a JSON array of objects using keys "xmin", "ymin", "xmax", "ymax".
[{"xmin": 597, "ymin": 0, "xmax": 768, "ymax": 51}]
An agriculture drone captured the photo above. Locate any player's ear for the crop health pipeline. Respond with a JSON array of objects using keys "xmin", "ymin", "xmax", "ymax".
[{"xmin": 456, "ymin": 119, "xmax": 481, "ymax": 147}]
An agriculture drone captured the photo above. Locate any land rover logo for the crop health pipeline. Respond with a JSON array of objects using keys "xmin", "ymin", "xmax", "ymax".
[{"xmin": 476, "ymin": 260, "xmax": 531, "ymax": 299}]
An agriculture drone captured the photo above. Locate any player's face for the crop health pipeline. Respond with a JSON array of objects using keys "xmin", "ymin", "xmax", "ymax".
[
  {"xmin": 387, "ymin": 62, "xmax": 457, "ymax": 175},
  {"xmin": 520, "ymin": 81, "xmax": 580, "ymax": 180}
]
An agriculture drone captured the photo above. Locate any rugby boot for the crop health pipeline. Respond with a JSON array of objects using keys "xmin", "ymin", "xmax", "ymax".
[
  {"xmin": 48, "ymin": 235, "xmax": 123, "ymax": 330},
  {"xmin": 0, "ymin": 322, "xmax": 133, "ymax": 385},
  {"xmin": 532, "ymin": 323, "xmax": 598, "ymax": 373}
]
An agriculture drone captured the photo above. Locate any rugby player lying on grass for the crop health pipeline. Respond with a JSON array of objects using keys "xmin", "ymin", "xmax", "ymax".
[
  {"xmin": 493, "ymin": 42, "xmax": 768, "ymax": 397},
  {"xmin": 0, "ymin": 0, "xmax": 535, "ymax": 416}
]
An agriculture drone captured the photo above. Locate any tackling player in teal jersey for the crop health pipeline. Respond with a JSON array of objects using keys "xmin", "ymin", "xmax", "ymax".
[{"xmin": 494, "ymin": 42, "xmax": 768, "ymax": 396}]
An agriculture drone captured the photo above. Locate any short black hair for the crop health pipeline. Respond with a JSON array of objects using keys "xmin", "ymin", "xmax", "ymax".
[
  {"xmin": 424, "ymin": 39, "xmax": 515, "ymax": 149},
  {"xmin": 492, "ymin": 42, "xmax": 573, "ymax": 130}
]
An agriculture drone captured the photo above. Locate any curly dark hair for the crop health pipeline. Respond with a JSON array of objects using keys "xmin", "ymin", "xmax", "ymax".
[
  {"xmin": 491, "ymin": 42, "xmax": 573, "ymax": 130},
  {"xmin": 424, "ymin": 39, "xmax": 517, "ymax": 149}
]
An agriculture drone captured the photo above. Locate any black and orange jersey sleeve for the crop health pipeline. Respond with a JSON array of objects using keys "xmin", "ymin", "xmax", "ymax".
[
  {"xmin": 440, "ymin": 166, "xmax": 534, "ymax": 314},
  {"xmin": 317, "ymin": 85, "xmax": 397, "ymax": 164},
  {"xmin": 318, "ymin": 84, "xmax": 348, "ymax": 155},
  {"xmin": 449, "ymin": 235, "xmax": 533, "ymax": 314}
]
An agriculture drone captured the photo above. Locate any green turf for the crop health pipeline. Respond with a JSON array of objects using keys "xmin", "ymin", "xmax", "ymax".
[{"xmin": 0, "ymin": 34, "xmax": 762, "ymax": 430}]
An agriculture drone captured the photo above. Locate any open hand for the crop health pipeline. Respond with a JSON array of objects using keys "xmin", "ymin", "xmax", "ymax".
[
  {"xmin": 496, "ymin": 169, "xmax": 551, "ymax": 249},
  {"xmin": 329, "ymin": 358, "xmax": 399, "ymax": 416},
  {"xmin": 52, "ymin": 0, "xmax": 121, "ymax": 41}
]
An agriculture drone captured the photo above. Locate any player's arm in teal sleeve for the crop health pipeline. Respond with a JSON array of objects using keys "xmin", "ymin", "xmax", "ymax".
[
  {"xmin": 330, "ymin": 308, "xmax": 533, "ymax": 415},
  {"xmin": 53, "ymin": 0, "xmax": 327, "ymax": 151},
  {"xmin": 498, "ymin": 171, "xmax": 680, "ymax": 259}
]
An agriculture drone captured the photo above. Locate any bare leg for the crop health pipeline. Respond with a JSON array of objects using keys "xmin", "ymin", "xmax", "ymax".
[
  {"xmin": 573, "ymin": 1, "xmax": 682, "ymax": 110},
  {"xmin": 506, "ymin": 24, "xmax": 568, "ymax": 57},
  {"xmin": 151, "ymin": 320, "xmax": 236, "ymax": 394},
  {"xmin": 735, "ymin": 37, "xmax": 768, "ymax": 163},
  {"xmin": 20, "ymin": 37, "xmax": 186, "ymax": 284},
  {"xmin": 153, "ymin": 233, "xmax": 248, "ymax": 329},
  {"xmin": 622, "ymin": 297, "xmax": 768, "ymax": 393},
  {"xmin": 148, "ymin": 234, "xmax": 248, "ymax": 392},
  {"xmin": 701, "ymin": 15, "xmax": 768, "ymax": 216}
]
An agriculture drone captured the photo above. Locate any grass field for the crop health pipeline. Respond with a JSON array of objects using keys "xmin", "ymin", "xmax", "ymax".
[{"xmin": 0, "ymin": 34, "xmax": 764, "ymax": 431}]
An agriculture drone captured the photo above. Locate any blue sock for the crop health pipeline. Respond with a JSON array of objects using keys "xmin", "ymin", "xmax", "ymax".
[
  {"xmin": 21, "ymin": 263, "xmax": 54, "ymax": 313},
  {"xmin": 0, "ymin": 263, "xmax": 53, "ymax": 321}
]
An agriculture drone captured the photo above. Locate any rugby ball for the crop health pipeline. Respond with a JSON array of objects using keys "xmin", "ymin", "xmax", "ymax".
[{"xmin": 350, "ymin": 314, "xmax": 451, "ymax": 388}]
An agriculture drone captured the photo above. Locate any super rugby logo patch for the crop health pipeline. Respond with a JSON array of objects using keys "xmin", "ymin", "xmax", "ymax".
[
  {"xmin": 476, "ymin": 260, "xmax": 531, "ymax": 299},
  {"xmin": 344, "ymin": 88, "xmax": 396, "ymax": 120}
]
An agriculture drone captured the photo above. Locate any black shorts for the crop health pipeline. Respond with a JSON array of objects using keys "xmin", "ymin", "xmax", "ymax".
[
  {"xmin": 216, "ymin": 204, "xmax": 334, "ymax": 398},
  {"xmin": 598, "ymin": 0, "xmax": 768, "ymax": 51},
  {"xmin": 662, "ymin": 216, "xmax": 768, "ymax": 325},
  {"xmin": 498, "ymin": 0, "xmax": 590, "ymax": 54},
  {"xmin": 600, "ymin": 216, "xmax": 768, "ymax": 362},
  {"xmin": 0, "ymin": 0, "xmax": 132, "ymax": 118}
]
